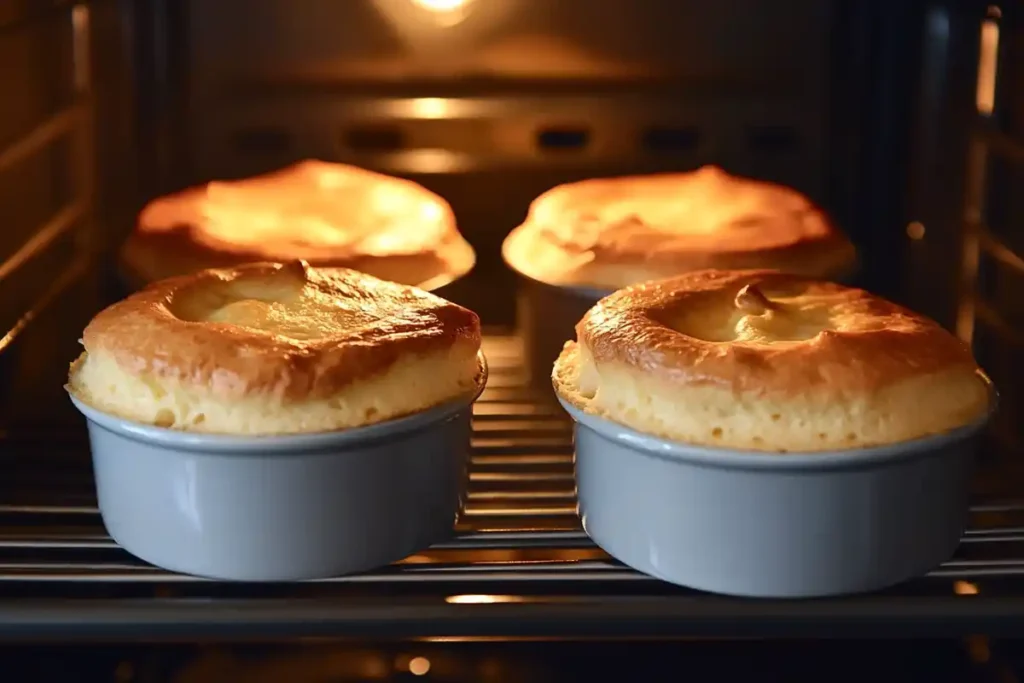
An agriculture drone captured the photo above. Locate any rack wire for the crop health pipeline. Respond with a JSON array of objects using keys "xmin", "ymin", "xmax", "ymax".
[{"xmin": 0, "ymin": 334, "xmax": 1020, "ymax": 641}]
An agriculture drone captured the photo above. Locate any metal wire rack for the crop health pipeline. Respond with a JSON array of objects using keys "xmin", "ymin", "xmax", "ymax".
[{"xmin": 0, "ymin": 334, "xmax": 1021, "ymax": 641}]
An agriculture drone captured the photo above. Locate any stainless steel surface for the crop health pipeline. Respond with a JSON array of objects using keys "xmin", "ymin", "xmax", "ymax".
[
  {"xmin": 185, "ymin": 0, "xmax": 829, "ymax": 181},
  {"xmin": 190, "ymin": 93, "xmax": 825, "ymax": 185},
  {"xmin": 68, "ymin": 357, "xmax": 486, "ymax": 582},
  {"xmin": 561, "ymin": 395, "xmax": 991, "ymax": 598},
  {"xmin": 902, "ymin": 2, "xmax": 980, "ymax": 330},
  {"xmin": 187, "ymin": 0, "xmax": 832, "ymax": 86}
]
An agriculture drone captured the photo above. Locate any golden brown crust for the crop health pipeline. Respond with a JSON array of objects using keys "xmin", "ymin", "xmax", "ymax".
[
  {"xmin": 123, "ymin": 160, "xmax": 475, "ymax": 289},
  {"xmin": 554, "ymin": 269, "xmax": 991, "ymax": 451},
  {"xmin": 580, "ymin": 269, "xmax": 972, "ymax": 399},
  {"xmin": 81, "ymin": 260, "xmax": 481, "ymax": 402},
  {"xmin": 503, "ymin": 166, "xmax": 855, "ymax": 289}
]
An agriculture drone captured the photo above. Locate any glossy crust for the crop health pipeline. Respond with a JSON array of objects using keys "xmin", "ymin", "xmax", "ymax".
[
  {"xmin": 121, "ymin": 160, "xmax": 475, "ymax": 290},
  {"xmin": 503, "ymin": 166, "xmax": 856, "ymax": 290},
  {"xmin": 68, "ymin": 261, "xmax": 483, "ymax": 435},
  {"xmin": 553, "ymin": 269, "xmax": 991, "ymax": 452}
]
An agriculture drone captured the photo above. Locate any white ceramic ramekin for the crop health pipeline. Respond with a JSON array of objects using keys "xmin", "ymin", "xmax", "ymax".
[
  {"xmin": 559, "ymin": 391, "xmax": 995, "ymax": 598},
  {"xmin": 512, "ymin": 272, "xmax": 609, "ymax": 389},
  {"xmin": 68, "ymin": 355, "xmax": 487, "ymax": 581}
]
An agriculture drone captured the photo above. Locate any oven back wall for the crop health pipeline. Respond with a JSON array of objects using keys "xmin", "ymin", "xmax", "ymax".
[{"xmin": 181, "ymin": 0, "xmax": 833, "ymax": 322}]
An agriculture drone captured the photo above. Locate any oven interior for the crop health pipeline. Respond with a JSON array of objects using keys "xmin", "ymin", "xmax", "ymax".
[{"xmin": 1, "ymin": 0, "xmax": 1024, "ymax": 678}]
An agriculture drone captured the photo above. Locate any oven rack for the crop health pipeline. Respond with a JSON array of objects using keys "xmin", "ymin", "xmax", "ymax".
[{"xmin": 0, "ymin": 333, "xmax": 1023, "ymax": 640}]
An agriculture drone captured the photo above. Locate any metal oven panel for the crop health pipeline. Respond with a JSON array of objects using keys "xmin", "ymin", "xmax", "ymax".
[
  {"xmin": 186, "ymin": 0, "xmax": 832, "ymax": 90},
  {"xmin": 183, "ymin": 0, "xmax": 832, "ymax": 203}
]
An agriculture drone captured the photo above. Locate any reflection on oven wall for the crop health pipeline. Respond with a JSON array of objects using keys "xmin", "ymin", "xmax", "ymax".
[
  {"xmin": 185, "ymin": 0, "xmax": 828, "ymax": 183},
  {"xmin": 177, "ymin": 0, "xmax": 831, "ymax": 321},
  {"xmin": 186, "ymin": 0, "xmax": 829, "ymax": 85},
  {"xmin": 957, "ymin": 3, "xmax": 1024, "ymax": 457}
]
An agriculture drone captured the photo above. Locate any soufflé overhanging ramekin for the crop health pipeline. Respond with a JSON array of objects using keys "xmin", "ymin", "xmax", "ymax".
[
  {"xmin": 553, "ymin": 269, "xmax": 995, "ymax": 598},
  {"xmin": 67, "ymin": 260, "xmax": 486, "ymax": 581}
]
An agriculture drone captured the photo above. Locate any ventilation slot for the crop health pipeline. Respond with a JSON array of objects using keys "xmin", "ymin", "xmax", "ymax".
[
  {"xmin": 344, "ymin": 125, "xmax": 406, "ymax": 152},
  {"xmin": 536, "ymin": 126, "xmax": 590, "ymax": 152},
  {"xmin": 746, "ymin": 125, "xmax": 800, "ymax": 154},
  {"xmin": 231, "ymin": 127, "xmax": 292, "ymax": 155},
  {"xmin": 642, "ymin": 126, "xmax": 700, "ymax": 153}
]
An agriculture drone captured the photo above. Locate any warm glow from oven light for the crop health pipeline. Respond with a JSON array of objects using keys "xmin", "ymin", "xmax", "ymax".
[
  {"xmin": 976, "ymin": 9, "xmax": 1000, "ymax": 115},
  {"xmin": 408, "ymin": 656, "xmax": 431, "ymax": 676},
  {"xmin": 954, "ymin": 580, "xmax": 979, "ymax": 595},
  {"xmin": 375, "ymin": 0, "xmax": 492, "ymax": 37},
  {"xmin": 446, "ymin": 594, "xmax": 525, "ymax": 604},
  {"xmin": 408, "ymin": 0, "xmax": 476, "ymax": 26},
  {"xmin": 412, "ymin": 0, "xmax": 470, "ymax": 11},
  {"xmin": 410, "ymin": 97, "xmax": 452, "ymax": 119}
]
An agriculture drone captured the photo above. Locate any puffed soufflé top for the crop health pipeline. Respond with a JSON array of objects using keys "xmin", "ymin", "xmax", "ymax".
[
  {"xmin": 504, "ymin": 166, "xmax": 855, "ymax": 290},
  {"xmin": 69, "ymin": 260, "xmax": 483, "ymax": 435},
  {"xmin": 554, "ymin": 269, "xmax": 991, "ymax": 452},
  {"xmin": 122, "ymin": 160, "xmax": 475, "ymax": 290}
]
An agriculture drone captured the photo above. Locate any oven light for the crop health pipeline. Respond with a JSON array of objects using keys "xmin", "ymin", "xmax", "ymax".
[
  {"xmin": 375, "ymin": 0, "xmax": 495, "ymax": 36},
  {"xmin": 408, "ymin": 656, "xmax": 432, "ymax": 676},
  {"xmin": 412, "ymin": 0, "xmax": 471, "ymax": 11},
  {"xmin": 410, "ymin": 97, "xmax": 452, "ymax": 119},
  {"xmin": 407, "ymin": 0, "xmax": 476, "ymax": 27},
  {"xmin": 976, "ymin": 8, "xmax": 1000, "ymax": 116},
  {"xmin": 445, "ymin": 594, "xmax": 525, "ymax": 604}
]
